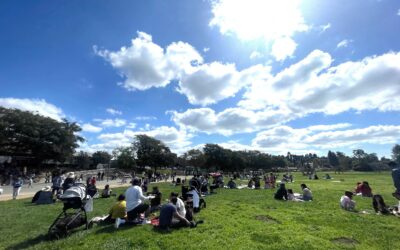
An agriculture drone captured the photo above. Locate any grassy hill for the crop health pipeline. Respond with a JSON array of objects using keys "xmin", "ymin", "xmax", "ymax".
[{"xmin": 1, "ymin": 172, "xmax": 399, "ymax": 250}]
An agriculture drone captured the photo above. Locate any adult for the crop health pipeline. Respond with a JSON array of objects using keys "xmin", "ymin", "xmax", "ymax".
[
  {"xmin": 390, "ymin": 162, "xmax": 400, "ymax": 200},
  {"xmin": 51, "ymin": 173, "xmax": 62, "ymax": 197},
  {"xmin": 148, "ymin": 186, "xmax": 162, "ymax": 213},
  {"xmin": 101, "ymin": 184, "xmax": 112, "ymax": 198},
  {"xmin": 360, "ymin": 181, "xmax": 373, "ymax": 197},
  {"xmin": 227, "ymin": 178, "xmax": 237, "ymax": 189},
  {"xmin": 274, "ymin": 183, "xmax": 288, "ymax": 200},
  {"xmin": 12, "ymin": 177, "xmax": 23, "ymax": 200},
  {"xmin": 125, "ymin": 178, "xmax": 151, "ymax": 222},
  {"xmin": 187, "ymin": 186, "xmax": 206, "ymax": 213},
  {"xmin": 340, "ymin": 191, "xmax": 356, "ymax": 211},
  {"xmin": 158, "ymin": 197, "xmax": 192, "ymax": 230},
  {"xmin": 32, "ymin": 186, "xmax": 54, "ymax": 204},
  {"xmin": 170, "ymin": 192, "xmax": 186, "ymax": 218},
  {"xmin": 300, "ymin": 184, "xmax": 313, "ymax": 201},
  {"xmin": 62, "ymin": 172, "xmax": 75, "ymax": 192}
]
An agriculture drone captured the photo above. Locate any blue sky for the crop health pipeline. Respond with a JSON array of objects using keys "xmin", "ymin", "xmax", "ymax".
[{"xmin": 1, "ymin": 0, "xmax": 400, "ymax": 157}]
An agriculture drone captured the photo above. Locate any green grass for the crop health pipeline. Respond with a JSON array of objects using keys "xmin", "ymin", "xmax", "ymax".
[{"xmin": 1, "ymin": 172, "xmax": 400, "ymax": 250}]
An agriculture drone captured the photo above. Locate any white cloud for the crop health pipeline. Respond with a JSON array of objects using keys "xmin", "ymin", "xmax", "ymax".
[
  {"xmin": 203, "ymin": 47, "xmax": 210, "ymax": 52},
  {"xmin": 240, "ymin": 50, "xmax": 400, "ymax": 116},
  {"xmin": 135, "ymin": 116, "xmax": 157, "ymax": 121},
  {"xmin": 106, "ymin": 108, "xmax": 122, "ymax": 115},
  {"xmin": 94, "ymin": 118, "xmax": 127, "ymax": 127},
  {"xmin": 252, "ymin": 124, "xmax": 400, "ymax": 154},
  {"xmin": 397, "ymin": 9, "xmax": 400, "ymax": 16},
  {"xmin": 94, "ymin": 126, "xmax": 193, "ymax": 154},
  {"xmin": 320, "ymin": 23, "xmax": 331, "ymax": 32},
  {"xmin": 126, "ymin": 122, "xmax": 136, "ymax": 129},
  {"xmin": 209, "ymin": 0, "xmax": 308, "ymax": 60},
  {"xmin": 249, "ymin": 51, "xmax": 263, "ymax": 59},
  {"xmin": 170, "ymin": 107, "xmax": 294, "ymax": 136},
  {"xmin": 82, "ymin": 123, "xmax": 103, "ymax": 133},
  {"xmin": 95, "ymin": 31, "xmax": 203, "ymax": 91},
  {"xmin": 337, "ymin": 39, "xmax": 352, "ymax": 48},
  {"xmin": 271, "ymin": 37, "xmax": 297, "ymax": 61},
  {"xmin": 0, "ymin": 98, "xmax": 64, "ymax": 121}
]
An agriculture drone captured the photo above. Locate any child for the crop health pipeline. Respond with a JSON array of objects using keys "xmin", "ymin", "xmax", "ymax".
[
  {"xmin": 90, "ymin": 194, "xmax": 128, "ymax": 229},
  {"xmin": 340, "ymin": 191, "xmax": 356, "ymax": 211}
]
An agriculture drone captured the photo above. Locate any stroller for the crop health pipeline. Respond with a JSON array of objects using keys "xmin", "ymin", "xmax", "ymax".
[{"xmin": 48, "ymin": 184, "xmax": 89, "ymax": 239}]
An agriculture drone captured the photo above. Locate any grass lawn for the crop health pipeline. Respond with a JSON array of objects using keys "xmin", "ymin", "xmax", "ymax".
[{"xmin": 1, "ymin": 172, "xmax": 400, "ymax": 250}]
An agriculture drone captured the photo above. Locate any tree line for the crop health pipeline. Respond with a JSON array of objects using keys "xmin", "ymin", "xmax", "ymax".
[{"xmin": 1, "ymin": 107, "xmax": 400, "ymax": 172}]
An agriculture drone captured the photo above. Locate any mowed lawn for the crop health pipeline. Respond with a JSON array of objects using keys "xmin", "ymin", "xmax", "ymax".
[{"xmin": 1, "ymin": 172, "xmax": 400, "ymax": 250}]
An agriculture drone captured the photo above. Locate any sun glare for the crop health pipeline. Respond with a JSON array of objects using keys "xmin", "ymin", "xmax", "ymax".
[{"xmin": 210, "ymin": 0, "xmax": 308, "ymax": 42}]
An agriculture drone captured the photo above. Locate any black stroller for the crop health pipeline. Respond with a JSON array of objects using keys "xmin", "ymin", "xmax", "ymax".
[{"xmin": 48, "ymin": 184, "xmax": 89, "ymax": 239}]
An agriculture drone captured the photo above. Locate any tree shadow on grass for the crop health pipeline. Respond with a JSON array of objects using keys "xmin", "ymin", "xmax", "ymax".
[{"xmin": 5, "ymin": 234, "xmax": 49, "ymax": 250}]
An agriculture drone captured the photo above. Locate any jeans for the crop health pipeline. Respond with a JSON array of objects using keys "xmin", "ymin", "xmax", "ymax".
[
  {"xmin": 13, "ymin": 187, "xmax": 21, "ymax": 199},
  {"xmin": 392, "ymin": 168, "xmax": 400, "ymax": 193}
]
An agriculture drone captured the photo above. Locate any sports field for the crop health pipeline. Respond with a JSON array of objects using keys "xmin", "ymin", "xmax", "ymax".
[{"xmin": 1, "ymin": 172, "xmax": 399, "ymax": 250}]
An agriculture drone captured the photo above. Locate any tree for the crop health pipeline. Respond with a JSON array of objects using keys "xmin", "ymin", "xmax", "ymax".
[
  {"xmin": 182, "ymin": 149, "xmax": 206, "ymax": 172},
  {"xmin": 203, "ymin": 144, "xmax": 228, "ymax": 171},
  {"xmin": 112, "ymin": 147, "xmax": 136, "ymax": 170},
  {"xmin": 132, "ymin": 134, "xmax": 175, "ymax": 172},
  {"xmin": 392, "ymin": 144, "xmax": 400, "ymax": 164},
  {"xmin": 0, "ymin": 107, "xmax": 83, "ymax": 166},
  {"xmin": 92, "ymin": 151, "xmax": 112, "ymax": 166},
  {"xmin": 74, "ymin": 151, "xmax": 92, "ymax": 169}
]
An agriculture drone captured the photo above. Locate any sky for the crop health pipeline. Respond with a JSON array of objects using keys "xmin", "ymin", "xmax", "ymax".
[{"xmin": 1, "ymin": 0, "xmax": 400, "ymax": 157}]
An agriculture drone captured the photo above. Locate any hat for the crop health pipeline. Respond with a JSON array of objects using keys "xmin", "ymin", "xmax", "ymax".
[
  {"xmin": 67, "ymin": 172, "xmax": 75, "ymax": 178},
  {"xmin": 42, "ymin": 186, "xmax": 52, "ymax": 191}
]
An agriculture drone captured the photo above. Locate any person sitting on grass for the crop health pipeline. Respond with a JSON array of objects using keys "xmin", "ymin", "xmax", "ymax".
[
  {"xmin": 89, "ymin": 194, "xmax": 127, "ymax": 228},
  {"xmin": 360, "ymin": 181, "xmax": 373, "ymax": 197},
  {"xmin": 32, "ymin": 186, "xmax": 54, "ymax": 204},
  {"xmin": 354, "ymin": 182, "xmax": 362, "ymax": 194},
  {"xmin": 324, "ymin": 173, "xmax": 332, "ymax": 180},
  {"xmin": 101, "ymin": 184, "xmax": 112, "ymax": 198},
  {"xmin": 227, "ymin": 178, "xmax": 237, "ymax": 189},
  {"xmin": 372, "ymin": 194, "xmax": 397, "ymax": 215},
  {"xmin": 157, "ymin": 197, "xmax": 193, "ymax": 231},
  {"xmin": 125, "ymin": 178, "xmax": 151, "ymax": 223},
  {"xmin": 254, "ymin": 177, "xmax": 261, "ymax": 189},
  {"xmin": 170, "ymin": 192, "xmax": 186, "ymax": 218},
  {"xmin": 248, "ymin": 179, "xmax": 254, "ymax": 188},
  {"xmin": 340, "ymin": 191, "xmax": 356, "ymax": 211},
  {"xmin": 274, "ymin": 183, "xmax": 288, "ymax": 200},
  {"xmin": 148, "ymin": 186, "xmax": 162, "ymax": 213},
  {"xmin": 187, "ymin": 186, "xmax": 206, "ymax": 213},
  {"xmin": 300, "ymin": 184, "xmax": 313, "ymax": 201},
  {"xmin": 287, "ymin": 189, "xmax": 303, "ymax": 201}
]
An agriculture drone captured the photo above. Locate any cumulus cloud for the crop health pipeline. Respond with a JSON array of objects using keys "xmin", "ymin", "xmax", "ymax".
[
  {"xmin": 252, "ymin": 124, "xmax": 400, "ymax": 154},
  {"xmin": 0, "ymin": 98, "xmax": 64, "ymax": 121},
  {"xmin": 93, "ymin": 126, "xmax": 192, "ymax": 154},
  {"xmin": 95, "ymin": 31, "xmax": 202, "ymax": 91},
  {"xmin": 170, "ymin": 107, "xmax": 294, "ymax": 135},
  {"xmin": 240, "ymin": 50, "xmax": 400, "ymax": 115},
  {"xmin": 249, "ymin": 51, "xmax": 263, "ymax": 59},
  {"xmin": 320, "ymin": 23, "xmax": 331, "ymax": 32},
  {"xmin": 106, "ymin": 108, "xmax": 122, "ymax": 115},
  {"xmin": 82, "ymin": 123, "xmax": 103, "ymax": 133},
  {"xmin": 134, "ymin": 116, "xmax": 157, "ymax": 121},
  {"xmin": 271, "ymin": 37, "xmax": 297, "ymax": 61},
  {"xmin": 94, "ymin": 118, "xmax": 127, "ymax": 127},
  {"xmin": 337, "ymin": 39, "xmax": 352, "ymax": 48}
]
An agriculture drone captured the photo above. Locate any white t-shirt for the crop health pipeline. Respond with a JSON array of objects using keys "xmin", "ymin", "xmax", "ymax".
[
  {"xmin": 187, "ymin": 190, "xmax": 200, "ymax": 208},
  {"xmin": 340, "ymin": 195, "xmax": 355, "ymax": 210},
  {"xmin": 175, "ymin": 198, "xmax": 186, "ymax": 217},
  {"xmin": 125, "ymin": 185, "xmax": 148, "ymax": 212}
]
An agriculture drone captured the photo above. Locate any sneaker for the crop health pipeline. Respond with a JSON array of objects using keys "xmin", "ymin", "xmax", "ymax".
[{"xmin": 114, "ymin": 218, "xmax": 121, "ymax": 229}]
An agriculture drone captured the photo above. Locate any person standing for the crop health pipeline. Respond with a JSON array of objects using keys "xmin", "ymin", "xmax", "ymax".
[
  {"xmin": 27, "ymin": 176, "xmax": 33, "ymax": 188},
  {"xmin": 51, "ymin": 173, "xmax": 62, "ymax": 197},
  {"xmin": 13, "ymin": 177, "xmax": 23, "ymax": 199}
]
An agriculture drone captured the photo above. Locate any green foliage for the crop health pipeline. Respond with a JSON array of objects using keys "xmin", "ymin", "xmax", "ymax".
[
  {"xmin": 0, "ymin": 107, "xmax": 83, "ymax": 165},
  {"xmin": 92, "ymin": 151, "xmax": 112, "ymax": 166},
  {"xmin": 112, "ymin": 147, "xmax": 136, "ymax": 170},
  {"xmin": 132, "ymin": 134, "xmax": 176, "ymax": 171},
  {"xmin": 392, "ymin": 144, "xmax": 400, "ymax": 164},
  {"xmin": 74, "ymin": 151, "xmax": 92, "ymax": 169}
]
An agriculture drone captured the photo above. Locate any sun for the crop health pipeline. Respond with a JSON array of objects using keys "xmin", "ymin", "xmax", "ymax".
[{"xmin": 210, "ymin": 0, "xmax": 308, "ymax": 42}]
